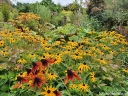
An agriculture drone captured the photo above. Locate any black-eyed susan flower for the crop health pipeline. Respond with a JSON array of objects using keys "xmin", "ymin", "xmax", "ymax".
[
  {"xmin": 40, "ymin": 85, "xmax": 56, "ymax": 96},
  {"xmin": 64, "ymin": 69, "xmax": 81, "ymax": 84},
  {"xmin": 47, "ymin": 73, "xmax": 58, "ymax": 80},
  {"xmin": 0, "ymin": 40, "xmax": 4, "ymax": 47},
  {"xmin": 102, "ymin": 45, "xmax": 110, "ymax": 51},
  {"xmin": 69, "ymin": 83, "xmax": 77, "ymax": 89},
  {"xmin": 13, "ymin": 76, "xmax": 28, "ymax": 89},
  {"xmin": 78, "ymin": 83, "xmax": 90, "ymax": 92},
  {"xmin": 97, "ymin": 58, "xmax": 107, "ymax": 64},
  {"xmin": 90, "ymin": 72, "xmax": 96, "ymax": 82},
  {"xmin": 78, "ymin": 62, "xmax": 90, "ymax": 73},
  {"xmin": 17, "ymin": 59, "xmax": 27, "ymax": 64},
  {"xmin": 10, "ymin": 37, "xmax": 15, "ymax": 43},
  {"xmin": 1, "ymin": 50, "xmax": 8, "ymax": 56},
  {"xmin": 32, "ymin": 62, "xmax": 41, "ymax": 74},
  {"xmin": 122, "ymin": 68, "xmax": 128, "ymax": 73},
  {"xmin": 40, "ymin": 58, "xmax": 56, "ymax": 69},
  {"xmin": 31, "ymin": 76, "xmax": 47, "ymax": 90},
  {"xmin": 28, "ymin": 53, "xmax": 37, "ymax": 58}
]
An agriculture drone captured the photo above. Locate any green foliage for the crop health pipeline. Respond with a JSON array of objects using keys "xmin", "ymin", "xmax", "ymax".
[
  {"xmin": 104, "ymin": 0, "xmax": 128, "ymax": 23},
  {"xmin": 15, "ymin": 2, "xmax": 30, "ymax": 13},
  {"xmin": 1, "ymin": 4, "xmax": 10, "ymax": 22},
  {"xmin": 40, "ymin": 0, "xmax": 62, "ymax": 12},
  {"xmin": 10, "ymin": 8, "xmax": 19, "ymax": 20},
  {"xmin": 29, "ymin": 3, "xmax": 51, "ymax": 23},
  {"xmin": 0, "ymin": 11, "xmax": 3, "ymax": 22}
]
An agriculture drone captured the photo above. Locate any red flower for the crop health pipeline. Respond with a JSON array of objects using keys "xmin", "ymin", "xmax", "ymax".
[
  {"xmin": 40, "ymin": 58, "xmax": 56, "ymax": 68},
  {"xmin": 13, "ymin": 76, "xmax": 28, "ymax": 89},
  {"xmin": 31, "ymin": 76, "xmax": 47, "ymax": 90},
  {"xmin": 53, "ymin": 90, "xmax": 61, "ymax": 96},
  {"xmin": 64, "ymin": 69, "xmax": 81, "ymax": 84},
  {"xmin": 31, "ymin": 59, "xmax": 56, "ymax": 73},
  {"xmin": 32, "ymin": 62, "xmax": 41, "ymax": 74}
]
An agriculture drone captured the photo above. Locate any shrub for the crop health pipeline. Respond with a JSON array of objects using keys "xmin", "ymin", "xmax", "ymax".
[{"xmin": 1, "ymin": 4, "xmax": 10, "ymax": 22}]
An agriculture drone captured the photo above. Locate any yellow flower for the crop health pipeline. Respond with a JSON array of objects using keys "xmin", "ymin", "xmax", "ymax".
[
  {"xmin": 122, "ymin": 69, "xmax": 128, "ymax": 73},
  {"xmin": 0, "ymin": 40, "xmax": 4, "ymax": 47},
  {"xmin": 78, "ymin": 62, "xmax": 90, "ymax": 73},
  {"xmin": 71, "ymin": 54, "xmax": 82, "ymax": 60},
  {"xmin": 28, "ymin": 53, "xmax": 36, "ymax": 58},
  {"xmin": 78, "ymin": 83, "xmax": 90, "ymax": 92},
  {"xmin": 109, "ymin": 50, "xmax": 116, "ymax": 55},
  {"xmin": 110, "ymin": 41, "xmax": 118, "ymax": 45},
  {"xmin": 102, "ymin": 45, "xmax": 110, "ymax": 50},
  {"xmin": 40, "ymin": 85, "xmax": 56, "ymax": 96},
  {"xmin": 54, "ymin": 56, "xmax": 62, "ymax": 64},
  {"xmin": 10, "ymin": 37, "xmax": 15, "ymax": 43},
  {"xmin": 90, "ymin": 72, "xmax": 96, "ymax": 82},
  {"xmin": 47, "ymin": 73, "xmax": 58, "ymax": 80},
  {"xmin": 69, "ymin": 84, "xmax": 77, "ymax": 89},
  {"xmin": 1, "ymin": 50, "xmax": 8, "ymax": 56},
  {"xmin": 17, "ymin": 59, "xmax": 27, "ymax": 64},
  {"xmin": 0, "ymin": 66, "xmax": 2, "ymax": 69},
  {"xmin": 97, "ymin": 58, "xmax": 107, "ymax": 64}
]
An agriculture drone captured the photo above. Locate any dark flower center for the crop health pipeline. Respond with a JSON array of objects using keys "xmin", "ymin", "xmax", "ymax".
[
  {"xmin": 47, "ymin": 90, "xmax": 51, "ymax": 93},
  {"xmin": 83, "ymin": 62, "xmax": 86, "ymax": 65},
  {"xmin": 100, "ymin": 58, "xmax": 103, "ymax": 60},
  {"xmin": 67, "ymin": 69, "xmax": 73, "ymax": 76},
  {"xmin": 26, "ymin": 68, "xmax": 31, "ymax": 74},
  {"xmin": 41, "ymin": 59, "xmax": 47, "ymax": 65},
  {"xmin": 42, "ymin": 70, "xmax": 46, "ymax": 74},
  {"xmin": 32, "ymin": 62, "xmax": 36, "ymax": 67},
  {"xmin": 53, "ymin": 90, "xmax": 57, "ymax": 94},
  {"xmin": 34, "ymin": 77, "xmax": 40, "ymax": 84},
  {"xmin": 83, "ymin": 84, "xmax": 85, "ymax": 86},
  {"xmin": 17, "ymin": 76, "xmax": 22, "ymax": 81}
]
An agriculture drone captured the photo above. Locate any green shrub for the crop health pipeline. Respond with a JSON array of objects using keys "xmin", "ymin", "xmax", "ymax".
[{"xmin": 1, "ymin": 4, "xmax": 10, "ymax": 22}]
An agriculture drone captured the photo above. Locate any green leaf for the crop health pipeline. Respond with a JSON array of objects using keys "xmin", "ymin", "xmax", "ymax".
[
  {"xmin": 1, "ymin": 84, "xmax": 9, "ymax": 91},
  {"xmin": 62, "ymin": 90, "xmax": 71, "ymax": 96},
  {"xmin": 0, "ymin": 92, "xmax": 8, "ymax": 96},
  {"xmin": 0, "ymin": 79, "xmax": 8, "ymax": 86}
]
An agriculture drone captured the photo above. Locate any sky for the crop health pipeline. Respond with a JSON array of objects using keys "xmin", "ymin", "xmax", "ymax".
[{"xmin": 11, "ymin": 0, "xmax": 75, "ymax": 6}]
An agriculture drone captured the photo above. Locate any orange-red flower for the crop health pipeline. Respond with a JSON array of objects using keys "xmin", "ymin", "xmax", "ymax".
[
  {"xmin": 64, "ymin": 69, "xmax": 81, "ymax": 84},
  {"xmin": 13, "ymin": 76, "xmax": 28, "ymax": 89},
  {"xmin": 32, "ymin": 62, "xmax": 41, "ymax": 74},
  {"xmin": 31, "ymin": 76, "xmax": 47, "ymax": 90},
  {"xmin": 32, "ymin": 58, "xmax": 56, "ymax": 73},
  {"xmin": 53, "ymin": 90, "xmax": 61, "ymax": 96},
  {"xmin": 40, "ymin": 58, "xmax": 56, "ymax": 68}
]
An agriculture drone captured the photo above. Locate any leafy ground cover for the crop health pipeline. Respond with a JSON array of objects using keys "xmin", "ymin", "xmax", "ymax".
[{"xmin": 0, "ymin": 13, "xmax": 128, "ymax": 96}]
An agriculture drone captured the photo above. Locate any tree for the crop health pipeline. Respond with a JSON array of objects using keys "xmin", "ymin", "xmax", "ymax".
[
  {"xmin": 104, "ymin": 0, "xmax": 128, "ymax": 37},
  {"xmin": 40, "ymin": 0, "xmax": 62, "ymax": 12}
]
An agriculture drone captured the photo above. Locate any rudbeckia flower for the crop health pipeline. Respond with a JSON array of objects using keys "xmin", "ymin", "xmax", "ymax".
[
  {"xmin": 122, "ymin": 68, "xmax": 128, "ymax": 73},
  {"xmin": 0, "ymin": 40, "xmax": 4, "ymax": 47},
  {"xmin": 78, "ymin": 62, "xmax": 90, "ymax": 73},
  {"xmin": 64, "ymin": 69, "xmax": 81, "ymax": 84},
  {"xmin": 40, "ymin": 85, "xmax": 56, "ymax": 96},
  {"xmin": 13, "ymin": 76, "xmax": 28, "ymax": 89},
  {"xmin": 78, "ymin": 83, "xmax": 90, "ymax": 92},
  {"xmin": 47, "ymin": 73, "xmax": 58, "ymax": 80},
  {"xmin": 97, "ymin": 58, "xmax": 107, "ymax": 64},
  {"xmin": 31, "ymin": 76, "xmax": 47, "ymax": 90},
  {"xmin": 53, "ymin": 90, "xmax": 61, "ymax": 96},
  {"xmin": 90, "ymin": 72, "xmax": 96, "ymax": 82},
  {"xmin": 32, "ymin": 59, "xmax": 56, "ymax": 73}
]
